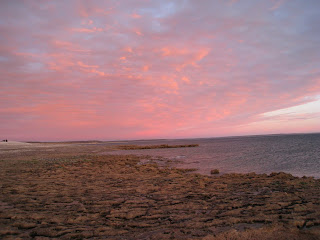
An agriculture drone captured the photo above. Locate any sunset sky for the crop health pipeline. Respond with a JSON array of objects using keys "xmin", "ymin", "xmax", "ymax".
[{"xmin": 1, "ymin": 0, "xmax": 320, "ymax": 141}]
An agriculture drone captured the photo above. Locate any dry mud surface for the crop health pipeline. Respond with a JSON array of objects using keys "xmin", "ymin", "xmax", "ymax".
[{"xmin": 0, "ymin": 142, "xmax": 320, "ymax": 239}]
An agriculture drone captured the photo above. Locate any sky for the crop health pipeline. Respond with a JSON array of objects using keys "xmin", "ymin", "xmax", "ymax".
[{"xmin": 0, "ymin": 0, "xmax": 320, "ymax": 141}]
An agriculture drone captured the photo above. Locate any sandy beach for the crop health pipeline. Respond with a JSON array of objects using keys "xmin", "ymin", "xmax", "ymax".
[{"xmin": 0, "ymin": 142, "xmax": 320, "ymax": 239}]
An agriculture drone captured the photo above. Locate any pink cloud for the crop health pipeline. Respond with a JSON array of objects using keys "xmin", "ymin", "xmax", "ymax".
[
  {"xmin": 71, "ymin": 27, "xmax": 104, "ymax": 33},
  {"xmin": 134, "ymin": 29, "xmax": 143, "ymax": 36},
  {"xmin": 53, "ymin": 40, "xmax": 89, "ymax": 53},
  {"xmin": 181, "ymin": 76, "xmax": 190, "ymax": 83},
  {"xmin": 131, "ymin": 13, "xmax": 142, "ymax": 19},
  {"xmin": 0, "ymin": 0, "xmax": 319, "ymax": 141},
  {"xmin": 77, "ymin": 61, "xmax": 99, "ymax": 69},
  {"xmin": 270, "ymin": 0, "xmax": 287, "ymax": 10}
]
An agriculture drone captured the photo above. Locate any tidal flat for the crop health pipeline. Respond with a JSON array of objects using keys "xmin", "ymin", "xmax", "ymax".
[{"xmin": 0, "ymin": 142, "xmax": 320, "ymax": 239}]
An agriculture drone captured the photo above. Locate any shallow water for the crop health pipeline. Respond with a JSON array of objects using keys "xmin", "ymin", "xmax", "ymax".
[{"xmin": 107, "ymin": 133, "xmax": 320, "ymax": 178}]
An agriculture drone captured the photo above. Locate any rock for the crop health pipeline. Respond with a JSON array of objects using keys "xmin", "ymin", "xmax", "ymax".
[
  {"xmin": 210, "ymin": 169, "xmax": 220, "ymax": 174},
  {"xmin": 1, "ymin": 148, "xmax": 320, "ymax": 239},
  {"xmin": 126, "ymin": 208, "xmax": 148, "ymax": 219}
]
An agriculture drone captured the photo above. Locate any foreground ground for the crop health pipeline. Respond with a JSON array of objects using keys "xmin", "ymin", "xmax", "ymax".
[{"xmin": 0, "ymin": 142, "xmax": 320, "ymax": 239}]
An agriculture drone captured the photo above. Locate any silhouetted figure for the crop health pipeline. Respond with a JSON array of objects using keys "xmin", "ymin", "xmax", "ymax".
[{"xmin": 6, "ymin": 139, "xmax": 8, "ymax": 142}]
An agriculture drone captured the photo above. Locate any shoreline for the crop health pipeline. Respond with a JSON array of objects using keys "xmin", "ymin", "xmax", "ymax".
[
  {"xmin": 109, "ymin": 151, "xmax": 320, "ymax": 179},
  {"xmin": 1, "ymin": 139, "xmax": 319, "ymax": 179},
  {"xmin": 0, "ymin": 143, "xmax": 320, "ymax": 239}
]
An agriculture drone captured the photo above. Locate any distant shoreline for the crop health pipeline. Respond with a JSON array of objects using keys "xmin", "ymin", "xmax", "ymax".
[{"xmin": 11, "ymin": 131, "xmax": 320, "ymax": 143}]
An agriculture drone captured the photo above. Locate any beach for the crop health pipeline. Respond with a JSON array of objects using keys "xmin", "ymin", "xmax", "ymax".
[{"xmin": 0, "ymin": 142, "xmax": 320, "ymax": 239}]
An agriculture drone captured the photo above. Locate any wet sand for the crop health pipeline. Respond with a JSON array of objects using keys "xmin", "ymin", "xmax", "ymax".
[{"xmin": 0, "ymin": 142, "xmax": 320, "ymax": 239}]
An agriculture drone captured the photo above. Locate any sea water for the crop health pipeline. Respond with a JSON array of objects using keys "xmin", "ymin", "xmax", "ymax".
[{"xmin": 107, "ymin": 133, "xmax": 320, "ymax": 178}]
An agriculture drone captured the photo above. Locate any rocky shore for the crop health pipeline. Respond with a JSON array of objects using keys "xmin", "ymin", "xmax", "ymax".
[{"xmin": 0, "ymin": 143, "xmax": 320, "ymax": 239}]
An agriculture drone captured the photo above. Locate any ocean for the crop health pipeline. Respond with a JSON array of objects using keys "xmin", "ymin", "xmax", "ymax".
[{"xmin": 107, "ymin": 133, "xmax": 320, "ymax": 178}]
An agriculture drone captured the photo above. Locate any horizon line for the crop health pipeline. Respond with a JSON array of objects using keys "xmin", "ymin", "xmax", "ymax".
[{"xmin": 22, "ymin": 131, "xmax": 320, "ymax": 143}]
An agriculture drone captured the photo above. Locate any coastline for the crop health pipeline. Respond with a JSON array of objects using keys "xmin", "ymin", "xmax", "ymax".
[{"xmin": 0, "ymin": 143, "xmax": 320, "ymax": 239}]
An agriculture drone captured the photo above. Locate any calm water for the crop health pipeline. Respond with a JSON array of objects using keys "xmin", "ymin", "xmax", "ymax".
[{"xmin": 107, "ymin": 133, "xmax": 320, "ymax": 178}]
